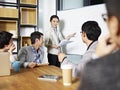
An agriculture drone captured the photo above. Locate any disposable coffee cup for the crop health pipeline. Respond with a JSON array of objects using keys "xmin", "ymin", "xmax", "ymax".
[{"xmin": 61, "ymin": 64, "xmax": 72, "ymax": 86}]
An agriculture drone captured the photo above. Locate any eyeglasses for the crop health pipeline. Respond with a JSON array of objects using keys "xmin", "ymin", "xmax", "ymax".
[{"xmin": 102, "ymin": 14, "xmax": 108, "ymax": 22}]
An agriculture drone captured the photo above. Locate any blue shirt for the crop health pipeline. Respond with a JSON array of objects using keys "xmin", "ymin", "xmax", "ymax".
[{"xmin": 32, "ymin": 46, "xmax": 42, "ymax": 64}]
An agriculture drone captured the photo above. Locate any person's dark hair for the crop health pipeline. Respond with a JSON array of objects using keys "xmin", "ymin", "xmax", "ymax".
[
  {"xmin": 30, "ymin": 31, "xmax": 43, "ymax": 44},
  {"xmin": 105, "ymin": 0, "xmax": 120, "ymax": 21},
  {"xmin": 50, "ymin": 15, "xmax": 59, "ymax": 22},
  {"xmin": 105, "ymin": 0, "xmax": 120, "ymax": 35},
  {"xmin": 0, "ymin": 31, "xmax": 13, "ymax": 49},
  {"xmin": 81, "ymin": 21, "xmax": 101, "ymax": 41}
]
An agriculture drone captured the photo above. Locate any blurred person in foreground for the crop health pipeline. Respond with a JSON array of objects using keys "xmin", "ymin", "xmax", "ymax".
[{"xmin": 78, "ymin": 0, "xmax": 120, "ymax": 90}]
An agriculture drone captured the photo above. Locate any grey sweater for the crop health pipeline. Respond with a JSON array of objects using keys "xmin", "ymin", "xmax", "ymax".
[{"xmin": 18, "ymin": 46, "xmax": 45, "ymax": 68}]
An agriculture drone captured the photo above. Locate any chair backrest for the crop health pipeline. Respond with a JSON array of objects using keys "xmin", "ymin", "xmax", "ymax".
[{"xmin": 0, "ymin": 52, "xmax": 10, "ymax": 76}]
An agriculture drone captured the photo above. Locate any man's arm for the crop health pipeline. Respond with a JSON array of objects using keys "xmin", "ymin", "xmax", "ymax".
[
  {"xmin": 58, "ymin": 53, "xmax": 80, "ymax": 77},
  {"xmin": 58, "ymin": 49, "xmax": 95, "ymax": 78},
  {"xmin": 18, "ymin": 47, "xmax": 28, "ymax": 68}
]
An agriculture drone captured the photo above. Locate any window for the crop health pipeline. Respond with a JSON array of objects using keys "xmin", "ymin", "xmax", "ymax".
[
  {"xmin": 57, "ymin": 0, "xmax": 104, "ymax": 11},
  {"xmin": 57, "ymin": 0, "xmax": 83, "ymax": 10},
  {"xmin": 84, "ymin": 0, "xmax": 104, "ymax": 6}
]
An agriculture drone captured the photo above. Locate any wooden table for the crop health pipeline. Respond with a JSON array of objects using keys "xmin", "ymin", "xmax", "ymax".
[{"xmin": 0, "ymin": 65, "xmax": 80, "ymax": 90}]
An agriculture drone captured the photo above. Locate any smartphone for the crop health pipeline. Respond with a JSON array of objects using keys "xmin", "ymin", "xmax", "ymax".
[{"xmin": 38, "ymin": 74, "xmax": 61, "ymax": 82}]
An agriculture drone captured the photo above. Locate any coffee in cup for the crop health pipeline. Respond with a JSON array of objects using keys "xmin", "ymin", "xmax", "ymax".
[{"xmin": 61, "ymin": 64, "xmax": 72, "ymax": 86}]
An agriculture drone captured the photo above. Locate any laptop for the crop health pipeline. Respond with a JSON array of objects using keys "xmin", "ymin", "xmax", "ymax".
[{"xmin": 0, "ymin": 52, "xmax": 10, "ymax": 76}]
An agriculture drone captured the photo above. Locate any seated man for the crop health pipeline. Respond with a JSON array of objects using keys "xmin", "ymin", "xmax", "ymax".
[
  {"xmin": 0, "ymin": 31, "xmax": 19, "ymax": 69},
  {"xmin": 18, "ymin": 31, "xmax": 48, "ymax": 68},
  {"xmin": 78, "ymin": 0, "xmax": 120, "ymax": 90},
  {"xmin": 58, "ymin": 21, "xmax": 101, "ymax": 77}
]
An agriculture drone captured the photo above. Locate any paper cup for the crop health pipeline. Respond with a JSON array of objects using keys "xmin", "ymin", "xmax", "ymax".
[{"xmin": 61, "ymin": 64, "xmax": 72, "ymax": 86}]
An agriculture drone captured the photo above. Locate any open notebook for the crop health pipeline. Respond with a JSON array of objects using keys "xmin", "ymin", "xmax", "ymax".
[{"xmin": 0, "ymin": 52, "xmax": 10, "ymax": 76}]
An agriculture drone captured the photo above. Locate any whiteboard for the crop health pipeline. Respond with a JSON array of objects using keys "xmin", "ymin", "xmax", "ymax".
[{"xmin": 57, "ymin": 4, "xmax": 109, "ymax": 55}]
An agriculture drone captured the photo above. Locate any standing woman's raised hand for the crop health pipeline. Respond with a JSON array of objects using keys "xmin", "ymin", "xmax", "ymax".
[{"xmin": 65, "ymin": 32, "xmax": 76, "ymax": 40}]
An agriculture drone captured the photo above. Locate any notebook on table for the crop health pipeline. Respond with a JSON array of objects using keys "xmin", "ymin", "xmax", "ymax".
[{"xmin": 0, "ymin": 52, "xmax": 10, "ymax": 76}]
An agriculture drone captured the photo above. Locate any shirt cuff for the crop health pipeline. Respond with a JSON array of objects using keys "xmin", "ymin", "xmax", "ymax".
[{"xmin": 24, "ymin": 62, "xmax": 29, "ymax": 68}]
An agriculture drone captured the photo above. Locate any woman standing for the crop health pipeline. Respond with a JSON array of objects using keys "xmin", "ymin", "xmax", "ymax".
[{"xmin": 45, "ymin": 15, "xmax": 75, "ymax": 67}]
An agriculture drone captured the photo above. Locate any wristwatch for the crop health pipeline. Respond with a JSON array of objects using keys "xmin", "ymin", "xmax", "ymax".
[{"xmin": 62, "ymin": 56, "xmax": 67, "ymax": 62}]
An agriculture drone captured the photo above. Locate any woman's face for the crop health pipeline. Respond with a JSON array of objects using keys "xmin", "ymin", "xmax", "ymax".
[{"xmin": 50, "ymin": 18, "xmax": 59, "ymax": 28}]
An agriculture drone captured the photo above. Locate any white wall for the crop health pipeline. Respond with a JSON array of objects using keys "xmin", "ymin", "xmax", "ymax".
[
  {"xmin": 38, "ymin": 0, "xmax": 56, "ymax": 33},
  {"xmin": 38, "ymin": 0, "xmax": 56, "ymax": 62}
]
